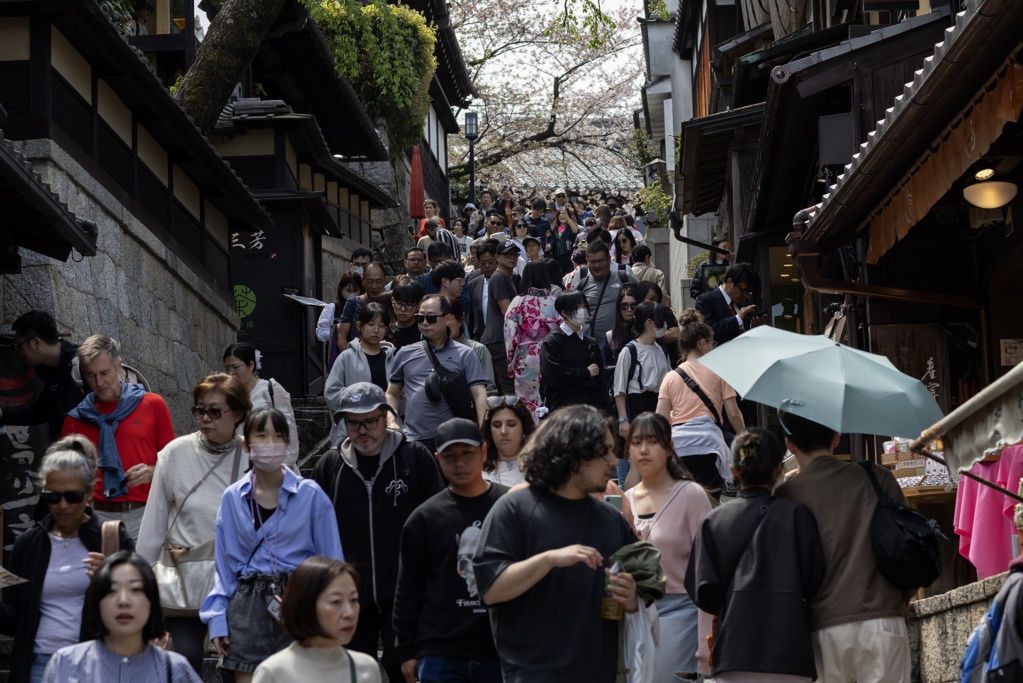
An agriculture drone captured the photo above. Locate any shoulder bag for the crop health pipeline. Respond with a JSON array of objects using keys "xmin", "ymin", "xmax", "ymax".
[
  {"xmin": 101, "ymin": 520, "xmax": 124, "ymax": 556},
  {"xmin": 422, "ymin": 341, "xmax": 477, "ymax": 420},
  {"xmin": 153, "ymin": 443, "xmax": 243, "ymax": 613},
  {"xmin": 675, "ymin": 366, "xmax": 735, "ymax": 445},
  {"xmin": 858, "ymin": 461, "xmax": 944, "ymax": 590}
]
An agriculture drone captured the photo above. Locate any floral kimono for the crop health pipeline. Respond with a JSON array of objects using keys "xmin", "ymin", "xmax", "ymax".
[{"xmin": 503, "ymin": 288, "xmax": 560, "ymax": 418}]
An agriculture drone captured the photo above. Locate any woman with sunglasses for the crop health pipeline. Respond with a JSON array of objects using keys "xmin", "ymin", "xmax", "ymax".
[
  {"xmin": 224, "ymin": 342, "xmax": 300, "ymax": 469},
  {"xmin": 481, "ymin": 397, "xmax": 536, "ymax": 487},
  {"xmin": 0, "ymin": 435, "xmax": 134, "ymax": 683},
  {"xmin": 201, "ymin": 407, "xmax": 343, "ymax": 682},
  {"xmin": 657, "ymin": 310, "xmax": 745, "ymax": 500},
  {"xmin": 136, "ymin": 373, "xmax": 251, "ymax": 674},
  {"xmin": 605, "ymin": 285, "xmax": 640, "ymax": 364},
  {"xmin": 41, "ymin": 551, "xmax": 200, "ymax": 682},
  {"xmin": 612, "ymin": 228, "xmax": 637, "ymax": 266},
  {"xmin": 503, "ymin": 262, "xmax": 561, "ymax": 418}
]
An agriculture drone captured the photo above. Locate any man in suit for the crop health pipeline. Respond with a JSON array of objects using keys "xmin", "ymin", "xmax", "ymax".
[{"xmin": 695, "ymin": 262, "xmax": 759, "ymax": 345}]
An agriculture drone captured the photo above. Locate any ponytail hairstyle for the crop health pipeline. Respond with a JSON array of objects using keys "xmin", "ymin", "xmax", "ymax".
[
  {"xmin": 731, "ymin": 428, "xmax": 785, "ymax": 488},
  {"xmin": 630, "ymin": 302, "xmax": 672, "ymax": 338},
  {"xmin": 678, "ymin": 308, "xmax": 713, "ymax": 355}
]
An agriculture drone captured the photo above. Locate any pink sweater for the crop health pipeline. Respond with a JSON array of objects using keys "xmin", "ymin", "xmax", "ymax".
[{"xmin": 626, "ymin": 480, "xmax": 713, "ymax": 594}]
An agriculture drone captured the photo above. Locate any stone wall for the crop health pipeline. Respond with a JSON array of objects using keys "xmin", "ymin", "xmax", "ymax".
[
  {"xmin": 908, "ymin": 573, "xmax": 1006, "ymax": 682},
  {"xmin": 0, "ymin": 138, "xmax": 239, "ymax": 433}
]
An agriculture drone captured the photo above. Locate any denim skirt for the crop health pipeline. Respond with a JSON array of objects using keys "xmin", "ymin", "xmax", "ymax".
[{"xmin": 221, "ymin": 573, "xmax": 291, "ymax": 673}]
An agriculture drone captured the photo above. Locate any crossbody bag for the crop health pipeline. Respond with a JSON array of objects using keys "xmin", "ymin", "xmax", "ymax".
[
  {"xmin": 153, "ymin": 442, "xmax": 242, "ymax": 612},
  {"xmin": 675, "ymin": 366, "xmax": 735, "ymax": 444}
]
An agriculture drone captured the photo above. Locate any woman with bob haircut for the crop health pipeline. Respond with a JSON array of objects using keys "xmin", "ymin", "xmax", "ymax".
[
  {"xmin": 137, "ymin": 373, "xmax": 251, "ymax": 674},
  {"xmin": 624, "ymin": 413, "xmax": 712, "ymax": 681},
  {"xmin": 41, "ymin": 551, "xmax": 200, "ymax": 682},
  {"xmin": 0, "ymin": 435, "xmax": 133, "ymax": 683},
  {"xmin": 253, "ymin": 557, "xmax": 380, "ymax": 682},
  {"xmin": 481, "ymin": 398, "xmax": 536, "ymax": 488},
  {"xmin": 201, "ymin": 407, "xmax": 343, "ymax": 682}
]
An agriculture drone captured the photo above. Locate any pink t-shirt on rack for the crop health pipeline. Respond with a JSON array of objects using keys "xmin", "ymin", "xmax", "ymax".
[
  {"xmin": 996, "ymin": 445, "xmax": 1023, "ymax": 519},
  {"xmin": 955, "ymin": 459, "xmax": 1014, "ymax": 579}
]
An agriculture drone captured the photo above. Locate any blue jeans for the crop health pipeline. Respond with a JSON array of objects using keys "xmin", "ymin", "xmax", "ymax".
[
  {"xmin": 417, "ymin": 655, "xmax": 502, "ymax": 683},
  {"xmin": 30, "ymin": 654, "xmax": 52, "ymax": 683}
]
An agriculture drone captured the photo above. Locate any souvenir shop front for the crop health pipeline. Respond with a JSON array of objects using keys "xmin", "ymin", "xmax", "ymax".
[{"xmin": 791, "ymin": 0, "xmax": 1023, "ymax": 596}]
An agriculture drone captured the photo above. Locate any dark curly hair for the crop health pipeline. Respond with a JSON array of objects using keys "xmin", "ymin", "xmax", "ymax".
[
  {"xmin": 481, "ymin": 401, "xmax": 536, "ymax": 472},
  {"xmin": 521, "ymin": 405, "xmax": 613, "ymax": 492}
]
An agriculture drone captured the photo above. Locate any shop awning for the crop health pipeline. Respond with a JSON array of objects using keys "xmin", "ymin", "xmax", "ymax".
[
  {"xmin": 677, "ymin": 104, "xmax": 765, "ymax": 216},
  {"xmin": 803, "ymin": 0, "xmax": 1023, "ymax": 261}
]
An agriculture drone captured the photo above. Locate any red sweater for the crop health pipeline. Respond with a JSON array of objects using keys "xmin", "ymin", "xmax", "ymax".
[{"xmin": 61, "ymin": 392, "xmax": 175, "ymax": 504}]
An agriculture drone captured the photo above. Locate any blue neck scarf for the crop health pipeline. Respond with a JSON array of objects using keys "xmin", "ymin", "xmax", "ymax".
[{"xmin": 67, "ymin": 382, "xmax": 147, "ymax": 499}]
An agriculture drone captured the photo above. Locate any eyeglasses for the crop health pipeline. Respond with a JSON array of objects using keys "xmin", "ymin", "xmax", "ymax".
[
  {"xmin": 41, "ymin": 489, "xmax": 90, "ymax": 505},
  {"xmin": 620, "ymin": 302, "xmax": 636, "ymax": 311},
  {"xmin": 414, "ymin": 313, "xmax": 443, "ymax": 324},
  {"xmin": 488, "ymin": 220, "xmax": 502, "ymax": 226},
  {"xmin": 486, "ymin": 395, "xmax": 522, "ymax": 409},
  {"xmin": 224, "ymin": 363, "xmax": 246, "ymax": 374},
  {"xmin": 191, "ymin": 406, "xmax": 225, "ymax": 420},
  {"xmin": 392, "ymin": 301, "xmax": 416, "ymax": 311},
  {"xmin": 345, "ymin": 415, "xmax": 382, "ymax": 433}
]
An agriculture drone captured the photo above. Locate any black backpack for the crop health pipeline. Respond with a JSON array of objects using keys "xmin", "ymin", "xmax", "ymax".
[
  {"xmin": 859, "ymin": 461, "xmax": 945, "ymax": 590},
  {"xmin": 422, "ymin": 341, "xmax": 477, "ymax": 421}
]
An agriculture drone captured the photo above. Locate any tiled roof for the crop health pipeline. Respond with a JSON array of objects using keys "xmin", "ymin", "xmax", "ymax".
[{"xmin": 804, "ymin": 0, "xmax": 1019, "ymax": 244}]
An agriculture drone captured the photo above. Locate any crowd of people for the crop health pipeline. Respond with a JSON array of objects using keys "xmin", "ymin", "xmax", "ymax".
[{"xmin": 0, "ymin": 189, "xmax": 918, "ymax": 683}]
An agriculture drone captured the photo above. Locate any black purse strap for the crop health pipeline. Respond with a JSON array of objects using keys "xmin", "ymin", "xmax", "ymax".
[
  {"xmin": 587, "ymin": 275, "xmax": 612, "ymax": 338},
  {"xmin": 676, "ymin": 366, "xmax": 722, "ymax": 428},
  {"xmin": 422, "ymin": 340, "xmax": 446, "ymax": 374},
  {"xmin": 858, "ymin": 461, "xmax": 888, "ymax": 503}
]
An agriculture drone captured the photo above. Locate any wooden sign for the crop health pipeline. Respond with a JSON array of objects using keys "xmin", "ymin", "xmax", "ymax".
[{"xmin": 869, "ymin": 324, "xmax": 952, "ymax": 414}]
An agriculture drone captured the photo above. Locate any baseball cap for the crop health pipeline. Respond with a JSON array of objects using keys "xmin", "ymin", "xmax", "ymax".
[
  {"xmin": 464, "ymin": 202, "xmax": 477, "ymax": 211},
  {"xmin": 522, "ymin": 235, "xmax": 541, "ymax": 248},
  {"xmin": 497, "ymin": 241, "xmax": 521, "ymax": 256},
  {"xmin": 334, "ymin": 382, "xmax": 395, "ymax": 421},
  {"xmin": 435, "ymin": 418, "xmax": 483, "ymax": 453}
]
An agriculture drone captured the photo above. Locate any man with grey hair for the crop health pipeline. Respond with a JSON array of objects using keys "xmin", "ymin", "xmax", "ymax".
[
  {"xmin": 61, "ymin": 335, "xmax": 173, "ymax": 540},
  {"xmin": 418, "ymin": 217, "xmax": 462, "ymax": 261}
]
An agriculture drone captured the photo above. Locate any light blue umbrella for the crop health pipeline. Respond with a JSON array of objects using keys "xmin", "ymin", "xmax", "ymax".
[{"xmin": 696, "ymin": 326, "xmax": 943, "ymax": 437}]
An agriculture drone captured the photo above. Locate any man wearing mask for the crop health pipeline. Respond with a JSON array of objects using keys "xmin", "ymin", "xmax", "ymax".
[
  {"xmin": 313, "ymin": 382, "xmax": 444, "ymax": 683},
  {"xmin": 570, "ymin": 241, "xmax": 633, "ymax": 343},
  {"xmin": 61, "ymin": 335, "xmax": 174, "ymax": 539},
  {"xmin": 539, "ymin": 292, "xmax": 610, "ymax": 413},
  {"xmin": 351, "ymin": 247, "xmax": 373, "ymax": 274}
]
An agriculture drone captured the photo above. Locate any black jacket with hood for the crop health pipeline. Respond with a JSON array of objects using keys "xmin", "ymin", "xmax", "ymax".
[
  {"xmin": 313, "ymin": 429, "xmax": 444, "ymax": 607},
  {"xmin": 0, "ymin": 512, "xmax": 134, "ymax": 683}
]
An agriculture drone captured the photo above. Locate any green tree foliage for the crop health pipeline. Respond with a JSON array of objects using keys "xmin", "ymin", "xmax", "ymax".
[
  {"xmin": 637, "ymin": 183, "xmax": 671, "ymax": 228},
  {"xmin": 305, "ymin": 0, "xmax": 436, "ymax": 155}
]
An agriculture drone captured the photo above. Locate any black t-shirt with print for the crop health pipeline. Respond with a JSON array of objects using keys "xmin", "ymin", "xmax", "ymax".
[
  {"xmin": 393, "ymin": 483, "xmax": 510, "ymax": 661},
  {"xmin": 473, "ymin": 486, "xmax": 636, "ymax": 683}
]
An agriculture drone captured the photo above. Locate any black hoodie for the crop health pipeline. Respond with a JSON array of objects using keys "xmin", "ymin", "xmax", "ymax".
[{"xmin": 313, "ymin": 429, "xmax": 444, "ymax": 607}]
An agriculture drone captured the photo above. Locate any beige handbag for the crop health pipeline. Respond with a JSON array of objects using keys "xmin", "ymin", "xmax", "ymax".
[{"xmin": 153, "ymin": 444, "xmax": 241, "ymax": 614}]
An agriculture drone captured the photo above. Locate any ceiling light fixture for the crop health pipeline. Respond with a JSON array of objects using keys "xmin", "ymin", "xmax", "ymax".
[
  {"xmin": 963, "ymin": 181, "xmax": 1018, "ymax": 209},
  {"xmin": 974, "ymin": 168, "xmax": 995, "ymax": 181}
]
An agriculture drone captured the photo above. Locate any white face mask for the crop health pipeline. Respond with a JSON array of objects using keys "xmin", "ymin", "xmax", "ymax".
[
  {"xmin": 248, "ymin": 442, "xmax": 288, "ymax": 472},
  {"xmin": 342, "ymin": 291, "xmax": 356, "ymax": 301},
  {"xmin": 655, "ymin": 325, "xmax": 668, "ymax": 339},
  {"xmin": 570, "ymin": 309, "xmax": 589, "ymax": 327},
  {"xmin": 351, "ymin": 265, "xmax": 365, "ymax": 276}
]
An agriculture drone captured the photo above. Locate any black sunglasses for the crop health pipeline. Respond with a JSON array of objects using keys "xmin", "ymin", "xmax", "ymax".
[
  {"xmin": 414, "ymin": 313, "xmax": 443, "ymax": 324},
  {"xmin": 620, "ymin": 302, "xmax": 636, "ymax": 310},
  {"xmin": 191, "ymin": 406, "xmax": 225, "ymax": 420},
  {"xmin": 41, "ymin": 489, "xmax": 90, "ymax": 505}
]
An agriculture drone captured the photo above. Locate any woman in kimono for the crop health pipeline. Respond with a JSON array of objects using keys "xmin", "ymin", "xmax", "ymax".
[
  {"xmin": 684, "ymin": 429, "xmax": 826, "ymax": 682},
  {"xmin": 503, "ymin": 262, "xmax": 560, "ymax": 418}
]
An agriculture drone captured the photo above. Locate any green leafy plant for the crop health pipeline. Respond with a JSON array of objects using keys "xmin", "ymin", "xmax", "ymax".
[
  {"xmin": 646, "ymin": 0, "xmax": 669, "ymax": 20},
  {"xmin": 637, "ymin": 183, "xmax": 671, "ymax": 228},
  {"xmin": 305, "ymin": 0, "xmax": 436, "ymax": 156},
  {"xmin": 687, "ymin": 252, "xmax": 707, "ymax": 278}
]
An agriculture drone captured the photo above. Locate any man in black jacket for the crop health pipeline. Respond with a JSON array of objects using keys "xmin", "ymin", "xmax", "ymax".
[
  {"xmin": 539, "ymin": 291, "xmax": 611, "ymax": 414},
  {"xmin": 1, "ymin": 311, "xmax": 84, "ymax": 441},
  {"xmin": 393, "ymin": 418, "xmax": 507, "ymax": 683},
  {"xmin": 313, "ymin": 382, "xmax": 444, "ymax": 682},
  {"xmin": 694, "ymin": 263, "xmax": 759, "ymax": 346}
]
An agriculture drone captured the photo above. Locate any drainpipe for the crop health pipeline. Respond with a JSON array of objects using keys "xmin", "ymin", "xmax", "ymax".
[{"xmin": 789, "ymin": 205, "xmax": 991, "ymax": 385}]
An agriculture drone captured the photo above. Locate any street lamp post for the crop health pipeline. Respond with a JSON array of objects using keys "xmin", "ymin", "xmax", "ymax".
[{"xmin": 464, "ymin": 111, "xmax": 478, "ymax": 205}]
